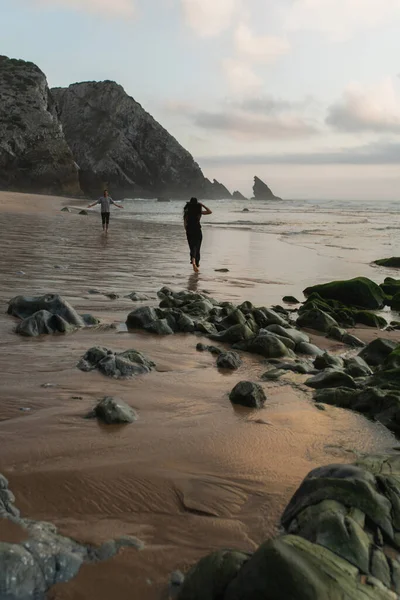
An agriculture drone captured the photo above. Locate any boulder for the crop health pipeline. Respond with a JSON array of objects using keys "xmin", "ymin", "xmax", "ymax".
[
  {"xmin": 313, "ymin": 387, "xmax": 357, "ymax": 409},
  {"xmin": 177, "ymin": 550, "xmax": 250, "ymax": 600},
  {"xmin": 303, "ymin": 277, "xmax": 385, "ymax": 310},
  {"xmin": 354, "ymin": 311, "xmax": 387, "ymax": 329},
  {"xmin": 375, "ymin": 257, "xmax": 400, "ymax": 269},
  {"xmin": 256, "ymin": 307, "xmax": 287, "ymax": 327},
  {"xmin": 390, "ymin": 292, "xmax": 400, "ymax": 312},
  {"xmin": 359, "ymin": 339, "xmax": 398, "ymax": 367},
  {"xmin": 77, "ymin": 347, "xmax": 154, "ymax": 379},
  {"xmin": 344, "ymin": 357, "xmax": 373, "ymax": 378},
  {"xmin": 297, "ymin": 309, "xmax": 339, "ymax": 333},
  {"xmin": 265, "ymin": 324, "xmax": 310, "ymax": 345},
  {"xmin": 296, "ymin": 342, "xmax": 324, "ymax": 357},
  {"xmin": 216, "ymin": 352, "xmax": 242, "ymax": 370},
  {"xmin": 210, "ymin": 324, "xmax": 254, "ymax": 344},
  {"xmin": 342, "ymin": 333, "xmax": 365, "ymax": 348},
  {"xmin": 126, "ymin": 306, "xmax": 160, "ymax": 329},
  {"xmin": 91, "ymin": 397, "xmax": 137, "ymax": 424},
  {"xmin": 305, "ymin": 369, "xmax": 358, "ymax": 390},
  {"xmin": 15, "ymin": 310, "xmax": 76, "ymax": 336},
  {"xmin": 326, "ymin": 326, "xmax": 347, "ymax": 342},
  {"xmin": 145, "ymin": 318, "xmax": 174, "ymax": 335},
  {"xmin": 229, "ymin": 381, "xmax": 266, "ymax": 409},
  {"xmin": 0, "ymin": 55, "xmax": 80, "ymax": 195},
  {"xmin": 282, "ymin": 296, "xmax": 301, "ymax": 304},
  {"xmin": 314, "ymin": 352, "xmax": 344, "ymax": 371},
  {"xmin": 8, "ymin": 294, "xmax": 84, "ymax": 326},
  {"xmin": 236, "ymin": 333, "xmax": 291, "ymax": 359}
]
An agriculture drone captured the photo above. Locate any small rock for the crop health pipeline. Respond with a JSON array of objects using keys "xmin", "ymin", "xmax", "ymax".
[
  {"xmin": 105, "ymin": 293, "xmax": 119, "ymax": 300},
  {"xmin": 229, "ymin": 381, "xmax": 266, "ymax": 408},
  {"xmin": 315, "ymin": 403, "xmax": 326, "ymax": 411},
  {"xmin": 88, "ymin": 289, "xmax": 102, "ymax": 295},
  {"xmin": 71, "ymin": 396, "xmax": 83, "ymax": 400},
  {"xmin": 215, "ymin": 268, "xmax": 230, "ymax": 272},
  {"xmin": 282, "ymin": 296, "xmax": 300, "ymax": 304},
  {"xmin": 41, "ymin": 383, "xmax": 58, "ymax": 388},
  {"xmin": 216, "ymin": 351, "xmax": 242, "ymax": 370},
  {"xmin": 296, "ymin": 342, "xmax": 324, "ymax": 357},
  {"xmin": 19, "ymin": 407, "xmax": 31, "ymax": 412},
  {"xmin": 92, "ymin": 397, "xmax": 138, "ymax": 424},
  {"xmin": 170, "ymin": 570, "xmax": 185, "ymax": 587},
  {"xmin": 61, "ymin": 206, "xmax": 71, "ymax": 212},
  {"xmin": 125, "ymin": 292, "xmax": 150, "ymax": 302},
  {"xmin": 305, "ymin": 369, "xmax": 358, "ymax": 390},
  {"xmin": 79, "ymin": 210, "xmax": 88, "ymax": 215},
  {"xmin": 261, "ymin": 369, "xmax": 285, "ymax": 381},
  {"xmin": 16, "ymin": 271, "xmax": 25, "ymax": 275}
]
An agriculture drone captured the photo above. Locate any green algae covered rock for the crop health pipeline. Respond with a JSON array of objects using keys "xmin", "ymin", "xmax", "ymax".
[
  {"xmin": 375, "ymin": 257, "xmax": 400, "ymax": 268},
  {"xmin": 303, "ymin": 277, "xmax": 386, "ymax": 310}
]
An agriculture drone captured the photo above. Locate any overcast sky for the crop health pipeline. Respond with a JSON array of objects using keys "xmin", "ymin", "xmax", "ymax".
[{"xmin": 2, "ymin": 0, "xmax": 400, "ymax": 199}]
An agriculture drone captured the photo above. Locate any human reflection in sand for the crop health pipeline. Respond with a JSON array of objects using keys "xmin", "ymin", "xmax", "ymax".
[{"xmin": 188, "ymin": 272, "xmax": 199, "ymax": 292}]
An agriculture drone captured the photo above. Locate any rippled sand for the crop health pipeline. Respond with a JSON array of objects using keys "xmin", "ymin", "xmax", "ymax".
[{"xmin": 0, "ymin": 191, "xmax": 398, "ymax": 599}]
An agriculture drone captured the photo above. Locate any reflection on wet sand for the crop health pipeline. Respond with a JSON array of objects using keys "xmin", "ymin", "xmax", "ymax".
[{"xmin": 0, "ymin": 192, "xmax": 398, "ymax": 599}]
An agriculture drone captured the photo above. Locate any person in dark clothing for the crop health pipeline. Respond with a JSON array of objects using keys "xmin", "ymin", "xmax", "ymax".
[{"xmin": 183, "ymin": 197, "xmax": 212, "ymax": 272}]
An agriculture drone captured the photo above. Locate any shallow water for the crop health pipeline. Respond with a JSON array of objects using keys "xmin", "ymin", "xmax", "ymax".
[{"xmin": 0, "ymin": 193, "xmax": 399, "ymax": 599}]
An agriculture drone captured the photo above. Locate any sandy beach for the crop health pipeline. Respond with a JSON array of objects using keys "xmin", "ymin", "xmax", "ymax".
[{"xmin": 1, "ymin": 191, "xmax": 400, "ymax": 599}]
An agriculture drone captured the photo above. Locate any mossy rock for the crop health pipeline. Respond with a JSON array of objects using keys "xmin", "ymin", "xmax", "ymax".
[
  {"xmin": 390, "ymin": 292, "xmax": 400, "ymax": 312},
  {"xmin": 354, "ymin": 311, "xmax": 387, "ymax": 329},
  {"xmin": 375, "ymin": 257, "xmax": 400, "ymax": 268},
  {"xmin": 304, "ymin": 277, "xmax": 385, "ymax": 310},
  {"xmin": 380, "ymin": 277, "xmax": 400, "ymax": 297},
  {"xmin": 384, "ymin": 346, "xmax": 400, "ymax": 370}
]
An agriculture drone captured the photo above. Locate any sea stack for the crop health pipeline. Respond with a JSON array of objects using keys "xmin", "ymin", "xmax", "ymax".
[
  {"xmin": 232, "ymin": 190, "xmax": 248, "ymax": 200},
  {"xmin": 0, "ymin": 56, "xmax": 80, "ymax": 195},
  {"xmin": 253, "ymin": 176, "xmax": 281, "ymax": 200}
]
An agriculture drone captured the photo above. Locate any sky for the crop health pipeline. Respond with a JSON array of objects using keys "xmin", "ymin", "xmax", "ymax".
[{"xmin": 1, "ymin": 0, "xmax": 400, "ymax": 200}]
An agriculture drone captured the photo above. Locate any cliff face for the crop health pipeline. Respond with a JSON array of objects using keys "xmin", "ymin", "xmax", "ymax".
[
  {"xmin": 253, "ymin": 176, "xmax": 281, "ymax": 200},
  {"xmin": 0, "ymin": 56, "xmax": 80, "ymax": 195},
  {"xmin": 52, "ymin": 81, "xmax": 212, "ymax": 199}
]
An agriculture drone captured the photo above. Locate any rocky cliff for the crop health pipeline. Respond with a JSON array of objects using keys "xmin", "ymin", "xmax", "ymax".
[
  {"xmin": 52, "ymin": 81, "xmax": 216, "ymax": 199},
  {"xmin": 0, "ymin": 56, "xmax": 80, "ymax": 195},
  {"xmin": 253, "ymin": 176, "xmax": 281, "ymax": 200}
]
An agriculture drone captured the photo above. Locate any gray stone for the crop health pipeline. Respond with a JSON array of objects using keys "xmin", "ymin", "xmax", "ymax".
[
  {"xmin": 229, "ymin": 381, "xmax": 266, "ymax": 408},
  {"xmin": 344, "ymin": 357, "xmax": 373, "ymax": 378},
  {"xmin": 257, "ymin": 307, "xmax": 287, "ymax": 327},
  {"xmin": 177, "ymin": 313, "xmax": 196, "ymax": 333},
  {"xmin": 306, "ymin": 370, "xmax": 358, "ymax": 390},
  {"xmin": 327, "ymin": 326, "xmax": 347, "ymax": 341},
  {"xmin": 314, "ymin": 352, "xmax": 344, "ymax": 371},
  {"xmin": 178, "ymin": 550, "xmax": 250, "ymax": 600},
  {"xmin": 16, "ymin": 310, "xmax": 75, "ymax": 337},
  {"xmin": 145, "ymin": 318, "xmax": 174, "ymax": 335},
  {"xmin": 78, "ymin": 347, "xmax": 154, "ymax": 379},
  {"xmin": 296, "ymin": 342, "xmax": 324, "ymax": 357},
  {"xmin": 261, "ymin": 369, "xmax": 285, "ymax": 381},
  {"xmin": 342, "ymin": 333, "xmax": 365, "ymax": 348},
  {"xmin": 125, "ymin": 292, "xmax": 150, "ymax": 302},
  {"xmin": 126, "ymin": 306, "xmax": 160, "ymax": 329},
  {"xmin": 266, "ymin": 324, "xmax": 310, "ymax": 345},
  {"xmin": 216, "ymin": 352, "xmax": 242, "ymax": 370},
  {"xmin": 297, "ymin": 309, "xmax": 339, "ymax": 333},
  {"xmin": 94, "ymin": 396, "xmax": 137, "ymax": 425},
  {"xmin": 359, "ymin": 339, "xmax": 398, "ymax": 366},
  {"xmin": 210, "ymin": 323, "xmax": 254, "ymax": 344},
  {"xmin": 237, "ymin": 333, "xmax": 291, "ymax": 359}
]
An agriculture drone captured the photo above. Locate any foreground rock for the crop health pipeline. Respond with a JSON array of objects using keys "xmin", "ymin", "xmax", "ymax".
[
  {"xmin": 88, "ymin": 396, "xmax": 138, "ymax": 424},
  {"xmin": 77, "ymin": 347, "xmax": 155, "ymax": 378},
  {"xmin": 252, "ymin": 176, "xmax": 281, "ymax": 201},
  {"xmin": 176, "ymin": 455, "xmax": 400, "ymax": 599},
  {"xmin": 216, "ymin": 351, "xmax": 242, "ymax": 370},
  {"xmin": 8, "ymin": 294, "xmax": 98, "ymax": 336},
  {"xmin": 0, "ymin": 55, "xmax": 80, "ymax": 195},
  {"xmin": 229, "ymin": 381, "xmax": 266, "ymax": 408},
  {"xmin": 0, "ymin": 474, "xmax": 143, "ymax": 600},
  {"xmin": 52, "ymin": 81, "xmax": 225, "ymax": 200}
]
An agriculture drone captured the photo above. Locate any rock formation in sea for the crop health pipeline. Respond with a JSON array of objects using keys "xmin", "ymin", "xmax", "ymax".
[
  {"xmin": 204, "ymin": 178, "xmax": 232, "ymax": 199},
  {"xmin": 0, "ymin": 56, "xmax": 80, "ymax": 195},
  {"xmin": 232, "ymin": 190, "xmax": 248, "ymax": 200},
  {"xmin": 252, "ymin": 175, "xmax": 281, "ymax": 200},
  {"xmin": 52, "ymin": 80, "xmax": 223, "ymax": 200}
]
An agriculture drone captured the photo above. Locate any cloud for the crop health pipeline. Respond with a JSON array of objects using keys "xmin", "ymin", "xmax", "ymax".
[
  {"xmin": 179, "ymin": 0, "xmax": 240, "ymax": 37},
  {"xmin": 33, "ymin": 0, "xmax": 136, "ymax": 17},
  {"xmin": 284, "ymin": 0, "xmax": 400, "ymax": 40},
  {"xmin": 235, "ymin": 94, "xmax": 317, "ymax": 114},
  {"xmin": 221, "ymin": 58, "xmax": 262, "ymax": 95},
  {"xmin": 199, "ymin": 140, "xmax": 400, "ymax": 166},
  {"xmin": 327, "ymin": 78, "xmax": 400, "ymax": 133},
  {"xmin": 164, "ymin": 98, "xmax": 319, "ymax": 139},
  {"xmin": 234, "ymin": 25, "xmax": 290, "ymax": 63}
]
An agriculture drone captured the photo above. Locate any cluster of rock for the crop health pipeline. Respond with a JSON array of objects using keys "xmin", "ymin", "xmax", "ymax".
[
  {"xmin": 7, "ymin": 294, "xmax": 99, "ymax": 337},
  {"xmin": 126, "ymin": 287, "xmax": 363, "ymax": 358},
  {"xmin": 77, "ymin": 346, "xmax": 155, "ymax": 379},
  {"xmin": 0, "ymin": 474, "xmax": 144, "ymax": 600},
  {"xmin": 176, "ymin": 455, "xmax": 400, "ymax": 599}
]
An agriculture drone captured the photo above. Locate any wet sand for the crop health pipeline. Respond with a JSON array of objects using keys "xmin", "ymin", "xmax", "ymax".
[{"xmin": 0, "ymin": 191, "xmax": 399, "ymax": 599}]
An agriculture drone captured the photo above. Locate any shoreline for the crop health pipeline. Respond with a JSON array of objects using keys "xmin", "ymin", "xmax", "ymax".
[{"xmin": 1, "ymin": 191, "xmax": 400, "ymax": 599}]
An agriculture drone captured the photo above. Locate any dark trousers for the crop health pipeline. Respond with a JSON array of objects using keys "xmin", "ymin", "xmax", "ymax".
[
  {"xmin": 186, "ymin": 228, "xmax": 203, "ymax": 266},
  {"xmin": 101, "ymin": 212, "xmax": 110, "ymax": 226}
]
